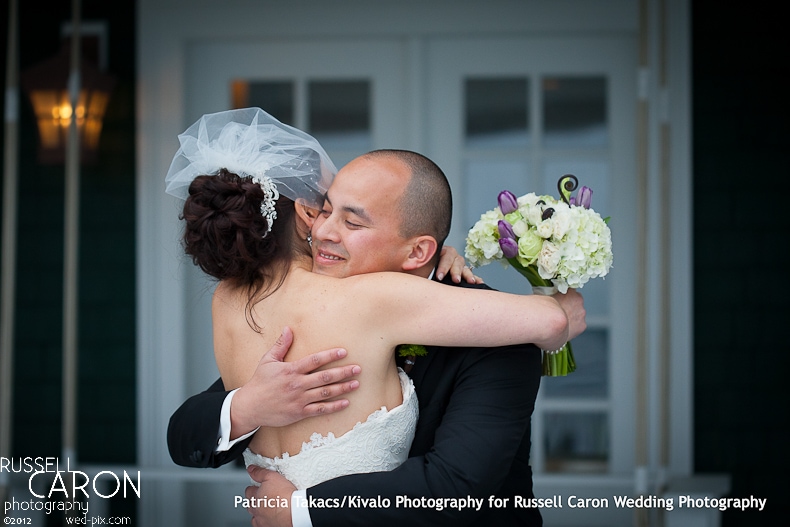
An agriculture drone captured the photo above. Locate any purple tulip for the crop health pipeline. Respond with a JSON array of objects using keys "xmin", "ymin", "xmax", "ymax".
[
  {"xmin": 499, "ymin": 237, "xmax": 518, "ymax": 259},
  {"xmin": 575, "ymin": 186, "xmax": 593, "ymax": 209},
  {"xmin": 497, "ymin": 220, "xmax": 516, "ymax": 240},
  {"xmin": 497, "ymin": 190, "xmax": 518, "ymax": 215}
]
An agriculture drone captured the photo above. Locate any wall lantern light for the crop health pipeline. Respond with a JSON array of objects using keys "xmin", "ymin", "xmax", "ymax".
[{"xmin": 21, "ymin": 42, "xmax": 115, "ymax": 165}]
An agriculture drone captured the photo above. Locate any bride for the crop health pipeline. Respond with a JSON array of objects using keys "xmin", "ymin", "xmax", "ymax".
[{"xmin": 165, "ymin": 108, "xmax": 580, "ymax": 489}]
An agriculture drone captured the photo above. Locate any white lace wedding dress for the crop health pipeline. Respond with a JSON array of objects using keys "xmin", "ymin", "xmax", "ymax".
[{"xmin": 243, "ymin": 368, "xmax": 418, "ymax": 489}]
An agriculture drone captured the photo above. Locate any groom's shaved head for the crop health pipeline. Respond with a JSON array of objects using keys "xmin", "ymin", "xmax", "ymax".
[
  {"xmin": 362, "ymin": 149, "xmax": 452, "ymax": 248},
  {"xmin": 312, "ymin": 149, "xmax": 452, "ymax": 278}
]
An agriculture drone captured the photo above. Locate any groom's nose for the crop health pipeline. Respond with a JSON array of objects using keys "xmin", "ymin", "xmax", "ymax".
[{"xmin": 312, "ymin": 212, "xmax": 339, "ymax": 243}]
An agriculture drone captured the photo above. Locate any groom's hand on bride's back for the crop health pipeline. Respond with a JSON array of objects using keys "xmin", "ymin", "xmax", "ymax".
[
  {"xmin": 230, "ymin": 326, "xmax": 362, "ymax": 439},
  {"xmin": 246, "ymin": 466, "xmax": 296, "ymax": 527}
]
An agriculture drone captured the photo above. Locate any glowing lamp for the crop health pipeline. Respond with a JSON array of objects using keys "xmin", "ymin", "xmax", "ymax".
[{"xmin": 21, "ymin": 44, "xmax": 115, "ymax": 164}]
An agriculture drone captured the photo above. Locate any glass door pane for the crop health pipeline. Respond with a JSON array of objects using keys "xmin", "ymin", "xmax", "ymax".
[
  {"xmin": 544, "ymin": 412, "xmax": 609, "ymax": 473},
  {"xmin": 465, "ymin": 78, "xmax": 530, "ymax": 148},
  {"xmin": 308, "ymin": 80, "xmax": 372, "ymax": 166},
  {"xmin": 542, "ymin": 76, "xmax": 608, "ymax": 148},
  {"xmin": 232, "ymin": 79, "xmax": 295, "ymax": 124}
]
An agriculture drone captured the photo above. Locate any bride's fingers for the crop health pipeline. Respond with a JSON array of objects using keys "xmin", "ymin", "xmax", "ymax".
[
  {"xmin": 438, "ymin": 250, "xmax": 481, "ymax": 284},
  {"xmin": 434, "ymin": 245, "xmax": 463, "ymax": 281},
  {"xmin": 460, "ymin": 265, "xmax": 483, "ymax": 284},
  {"xmin": 448, "ymin": 256, "xmax": 468, "ymax": 283},
  {"xmin": 433, "ymin": 256, "xmax": 452, "ymax": 281}
]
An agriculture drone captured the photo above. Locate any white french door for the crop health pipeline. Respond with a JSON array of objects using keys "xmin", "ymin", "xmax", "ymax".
[{"xmin": 425, "ymin": 36, "xmax": 640, "ymax": 525}]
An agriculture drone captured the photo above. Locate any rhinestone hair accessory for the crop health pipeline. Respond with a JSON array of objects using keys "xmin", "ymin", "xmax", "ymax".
[
  {"xmin": 165, "ymin": 107, "xmax": 337, "ymax": 234},
  {"xmin": 254, "ymin": 175, "xmax": 279, "ymax": 234}
]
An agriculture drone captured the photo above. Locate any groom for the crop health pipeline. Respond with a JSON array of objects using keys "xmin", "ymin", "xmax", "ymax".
[{"xmin": 167, "ymin": 149, "xmax": 586, "ymax": 526}]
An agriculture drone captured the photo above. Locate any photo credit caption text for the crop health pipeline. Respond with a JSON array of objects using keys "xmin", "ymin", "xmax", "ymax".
[{"xmin": 237, "ymin": 493, "xmax": 767, "ymax": 513}]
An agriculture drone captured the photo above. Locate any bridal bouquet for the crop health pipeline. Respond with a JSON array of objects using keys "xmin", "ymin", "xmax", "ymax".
[{"xmin": 464, "ymin": 175, "xmax": 613, "ymax": 376}]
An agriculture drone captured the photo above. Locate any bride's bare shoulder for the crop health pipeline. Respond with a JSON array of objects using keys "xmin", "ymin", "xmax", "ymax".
[
  {"xmin": 211, "ymin": 280, "xmax": 250, "ymax": 323},
  {"xmin": 213, "ymin": 279, "xmax": 242, "ymax": 303}
]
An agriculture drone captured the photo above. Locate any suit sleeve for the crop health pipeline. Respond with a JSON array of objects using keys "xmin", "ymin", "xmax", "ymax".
[
  {"xmin": 306, "ymin": 346, "xmax": 539, "ymax": 526},
  {"xmin": 166, "ymin": 378, "xmax": 252, "ymax": 468}
]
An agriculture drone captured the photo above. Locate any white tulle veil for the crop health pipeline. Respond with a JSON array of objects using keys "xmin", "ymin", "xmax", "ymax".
[{"xmin": 165, "ymin": 107, "xmax": 337, "ymax": 213}]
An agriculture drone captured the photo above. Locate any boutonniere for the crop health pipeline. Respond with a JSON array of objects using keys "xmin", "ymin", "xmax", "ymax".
[
  {"xmin": 396, "ymin": 344, "xmax": 428, "ymax": 374},
  {"xmin": 397, "ymin": 344, "xmax": 428, "ymax": 358}
]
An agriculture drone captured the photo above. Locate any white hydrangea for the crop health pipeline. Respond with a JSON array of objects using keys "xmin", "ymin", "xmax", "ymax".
[
  {"xmin": 464, "ymin": 209, "xmax": 504, "ymax": 267},
  {"xmin": 465, "ymin": 191, "xmax": 613, "ymax": 294}
]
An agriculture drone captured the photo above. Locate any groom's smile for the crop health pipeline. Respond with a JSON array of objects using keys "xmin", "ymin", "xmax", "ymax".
[{"xmin": 314, "ymin": 245, "xmax": 347, "ymax": 268}]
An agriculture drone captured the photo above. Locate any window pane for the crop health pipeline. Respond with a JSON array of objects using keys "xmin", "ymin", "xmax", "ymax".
[
  {"xmin": 232, "ymin": 80, "xmax": 294, "ymax": 125},
  {"xmin": 308, "ymin": 80, "xmax": 371, "ymax": 153},
  {"xmin": 464, "ymin": 158, "xmax": 530, "ymax": 229},
  {"xmin": 543, "ymin": 77, "xmax": 607, "ymax": 148},
  {"xmin": 542, "ymin": 328, "xmax": 608, "ymax": 398},
  {"xmin": 465, "ymin": 78, "xmax": 529, "ymax": 147},
  {"xmin": 544, "ymin": 412, "xmax": 608, "ymax": 473}
]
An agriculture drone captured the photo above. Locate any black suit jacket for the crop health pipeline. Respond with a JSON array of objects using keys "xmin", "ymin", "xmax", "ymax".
[{"xmin": 167, "ymin": 281, "xmax": 543, "ymax": 526}]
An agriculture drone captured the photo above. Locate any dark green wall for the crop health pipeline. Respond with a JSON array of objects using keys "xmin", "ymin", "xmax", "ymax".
[
  {"xmin": 1, "ymin": 0, "xmax": 137, "ymax": 521},
  {"xmin": 692, "ymin": 2, "xmax": 789, "ymax": 525},
  {"xmin": 4, "ymin": 0, "xmax": 136, "ymax": 466}
]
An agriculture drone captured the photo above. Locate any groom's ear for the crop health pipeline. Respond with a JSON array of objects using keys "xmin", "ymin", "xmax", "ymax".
[{"xmin": 401, "ymin": 235, "xmax": 439, "ymax": 271}]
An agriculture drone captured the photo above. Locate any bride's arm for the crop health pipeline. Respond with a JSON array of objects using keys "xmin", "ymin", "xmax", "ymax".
[{"xmin": 346, "ymin": 272, "xmax": 571, "ymax": 352}]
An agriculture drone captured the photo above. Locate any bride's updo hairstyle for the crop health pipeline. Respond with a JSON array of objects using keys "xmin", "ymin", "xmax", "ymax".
[
  {"xmin": 181, "ymin": 168, "xmax": 298, "ymax": 289},
  {"xmin": 165, "ymin": 107, "xmax": 337, "ymax": 320}
]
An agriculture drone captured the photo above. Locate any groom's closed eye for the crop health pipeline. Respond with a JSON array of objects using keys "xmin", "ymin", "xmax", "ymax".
[
  {"xmin": 321, "ymin": 194, "xmax": 371, "ymax": 228},
  {"xmin": 340, "ymin": 206, "xmax": 371, "ymax": 226}
]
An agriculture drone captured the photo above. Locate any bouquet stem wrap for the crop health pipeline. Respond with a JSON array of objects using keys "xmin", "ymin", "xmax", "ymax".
[{"xmin": 528, "ymin": 281, "xmax": 576, "ymax": 376}]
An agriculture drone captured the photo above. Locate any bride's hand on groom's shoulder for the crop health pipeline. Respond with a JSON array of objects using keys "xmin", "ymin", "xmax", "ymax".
[
  {"xmin": 230, "ymin": 327, "xmax": 362, "ymax": 437},
  {"xmin": 435, "ymin": 245, "xmax": 484, "ymax": 284}
]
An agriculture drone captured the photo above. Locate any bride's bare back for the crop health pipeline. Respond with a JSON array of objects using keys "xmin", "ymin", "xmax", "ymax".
[{"xmin": 213, "ymin": 265, "xmax": 404, "ymax": 458}]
